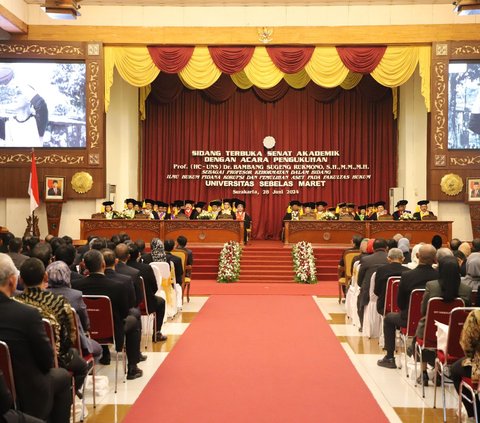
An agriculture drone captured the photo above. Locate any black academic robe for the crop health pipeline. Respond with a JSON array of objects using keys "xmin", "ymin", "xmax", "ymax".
[
  {"xmin": 216, "ymin": 210, "xmax": 236, "ymax": 220},
  {"xmin": 413, "ymin": 211, "xmax": 434, "ymax": 220}
]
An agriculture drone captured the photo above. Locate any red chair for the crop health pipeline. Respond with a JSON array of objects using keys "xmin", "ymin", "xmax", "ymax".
[
  {"xmin": 398, "ymin": 289, "xmax": 425, "ymax": 376},
  {"xmin": 383, "ymin": 277, "xmax": 400, "ymax": 316},
  {"xmin": 433, "ymin": 307, "xmax": 474, "ymax": 423},
  {"xmin": 391, "ymin": 280, "xmax": 401, "ymax": 313},
  {"xmin": 0, "ymin": 341, "xmax": 16, "ymax": 410},
  {"xmin": 470, "ymin": 289, "xmax": 477, "ymax": 307},
  {"xmin": 138, "ymin": 276, "xmax": 156, "ymax": 349},
  {"xmin": 82, "ymin": 295, "xmax": 125, "ymax": 393},
  {"xmin": 71, "ymin": 308, "xmax": 96, "ymax": 421},
  {"xmin": 458, "ymin": 377, "xmax": 478, "ymax": 423},
  {"xmin": 414, "ymin": 297, "xmax": 465, "ymax": 398}
]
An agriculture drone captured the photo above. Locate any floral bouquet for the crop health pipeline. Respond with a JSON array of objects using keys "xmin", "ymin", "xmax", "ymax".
[
  {"xmin": 292, "ymin": 241, "xmax": 317, "ymax": 284},
  {"xmin": 319, "ymin": 212, "xmax": 337, "ymax": 221},
  {"xmin": 399, "ymin": 212, "xmax": 415, "ymax": 220},
  {"xmin": 217, "ymin": 241, "xmax": 242, "ymax": 283},
  {"xmin": 197, "ymin": 211, "xmax": 213, "ymax": 220}
]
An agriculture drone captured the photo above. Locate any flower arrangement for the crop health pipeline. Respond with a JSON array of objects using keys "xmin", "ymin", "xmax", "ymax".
[
  {"xmin": 399, "ymin": 212, "xmax": 415, "ymax": 220},
  {"xmin": 197, "ymin": 210, "xmax": 213, "ymax": 220},
  {"xmin": 292, "ymin": 241, "xmax": 317, "ymax": 284},
  {"xmin": 319, "ymin": 212, "xmax": 337, "ymax": 221},
  {"xmin": 217, "ymin": 241, "xmax": 242, "ymax": 283}
]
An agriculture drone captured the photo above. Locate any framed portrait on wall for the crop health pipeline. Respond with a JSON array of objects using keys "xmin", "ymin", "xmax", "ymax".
[
  {"xmin": 467, "ymin": 177, "xmax": 480, "ymax": 203},
  {"xmin": 45, "ymin": 176, "xmax": 64, "ymax": 201}
]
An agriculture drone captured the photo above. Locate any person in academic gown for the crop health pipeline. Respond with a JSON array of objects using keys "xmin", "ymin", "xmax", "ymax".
[
  {"xmin": 413, "ymin": 200, "xmax": 435, "ymax": 220},
  {"xmin": 369, "ymin": 201, "xmax": 389, "ymax": 220},
  {"xmin": 103, "ymin": 201, "xmax": 116, "ymax": 219},
  {"xmin": 365, "ymin": 203, "xmax": 375, "ymax": 220},
  {"xmin": 181, "ymin": 200, "xmax": 195, "ymax": 219},
  {"xmin": 392, "ymin": 200, "xmax": 410, "ymax": 220},
  {"xmin": 190, "ymin": 202, "xmax": 206, "ymax": 220},
  {"xmin": 315, "ymin": 201, "xmax": 328, "ymax": 220},
  {"xmin": 217, "ymin": 199, "xmax": 236, "ymax": 219},
  {"xmin": 209, "ymin": 200, "xmax": 222, "ymax": 219},
  {"xmin": 347, "ymin": 203, "xmax": 357, "ymax": 219},
  {"xmin": 233, "ymin": 199, "xmax": 251, "ymax": 243},
  {"xmin": 156, "ymin": 201, "xmax": 170, "ymax": 220},
  {"xmin": 337, "ymin": 202, "xmax": 351, "ymax": 219},
  {"xmin": 354, "ymin": 205, "xmax": 367, "ymax": 221},
  {"xmin": 283, "ymin": 200, "xmax": 302, "ymax": 221},
  {"xmin": 121, "ymin": 198, "xmax": 136, "ymax": 219},
  {"xmin": 300, "ymin": 202, "xmax": 316, "ymax": 220},
  {"xmin": 143, "ymin": 199, "xmax": 158, "ymax": 220}
]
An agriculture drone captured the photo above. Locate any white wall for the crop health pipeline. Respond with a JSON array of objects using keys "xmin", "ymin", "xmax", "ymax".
[
  {"xmin": 0, "ymin": 75, "xmax": 139, "ymax": 239},
  {"xmin": 398, "ymin": 70, "xmax": 473, "ymax": 241},
  {"xmin": 24, "ymin": 3, "xmax": 480, "ymax": 27}
]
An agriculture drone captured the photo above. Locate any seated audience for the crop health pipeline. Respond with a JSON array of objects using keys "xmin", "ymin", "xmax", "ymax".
[
  {"xmin": 357, "ymin": 238, "xmax": 389, "ymax": 330},
  {"xmin": 150, "ymin": 238, "xmax": 166, "ymax": 263},
  {"xmin": 450, "ymin": 238, "xmax": 462, "ymax": 251},
  {"xmin": 431, "ymin": 234, "xmax": 443, "ymax": 250},
  {"xmin": 164, "ymin": 239, "xmax": 183, "ymax": 286},
  {"xmin": 0, "ymin": 233, "xmax": 13, "ymax": 254},
  {"xmin": 407, "ymin": 243, "xmax": 424, "ymax": 270},
  {"xmin": 17, "ymin": 258, "xmax": 89, "ymax": 394},
  {"xmin": 31, "ymin": 242, "xmax": 53, "ymax": 267},
  {"xmin": 0, "ymin": 253, "xmax": 72, "ymax": 422},
  {"xmin": 54, "ymin": 243, "xmax": 83, "ymax": 281},
  {"xmin": 7, "ymin": 237, "xmax": 28, "ymax": 270},
  {"xmin": 462, "ymin": 252, "xmax": 480, "ymax": 290},
  {"xmin": 472, "ymin": 238, "xmax": 480, "ymax": 253},
  {"xmin": 397, "ymin": 238, "xmax": 411, "ymax": 263},
  {"xmin": 450, "ymin": 308, "xmax": 480, "ymax": 420},
  {"xmin": 414, "ymin": 256, "xmax": 471, "ymax": 386},
  {"xmin": 454, "ymin": 250, "xmax": 468, "ymax": 277},
  {"xmin": 338, "ymin": 234, "xmax": 362, "ymax": 281},
  {"xmin": 126, "ymin": 243, "xmax": 168, "ymax": 342},
  {"xmin": 377, "ymin": 244, "xmax": 438, "ymax": 369},
  {"xmin": 115, "ymin": 243, "xmax": 142, "ymax": 307},
  {"xmin": 46, "ymin": 260, "xmax": 102, "ymax": 360},
  {"xmin": 386, "ymin": 238, "xmax": 397, "ymax": 250},
  {"xmin": 373, "ymin": 248, "xmax": 410, "ymax": 315},
  {"xmin": 72, "ymin": 250, "xmax": 143, "ymax": 380},
  {"xmin": 176, "ymin": 236, "xmax": 193, "ymax": 277}
]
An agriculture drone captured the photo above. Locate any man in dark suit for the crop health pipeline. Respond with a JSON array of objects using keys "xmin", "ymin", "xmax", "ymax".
[
  {"xmin": 126, "ymin": 243, "xmax": 167, "ymax": 342},
  {"xmin": 176, "ymin": 235, "xmax": 193, "ymax": 277},
  {"xmin": 115, "ymin": 243, "xmax": 142, "ymax": 307},
  {"xmin": 378, "ymin": 244, "xmax": 438, "ymax": 369},
  {"xmin": 373, "ymin": 248, "xmax": 410, "ymax": 315},
  {"xmin": 0, "ymin": 253, "xmax": 72, "ymax": 422},
  {"xmin": 6, "ymin": 237, "xmax": 28, "ymax": 270},
  {"xmin": 54, "ymin": 243, "xmax": 83, "ymax": 282},
  {"xmin": 72, "ymin": 250, "xmax": 143, "ymax": 380},
  {"xmin": 47, "ymin": 180, "xmax": 61, "ymax": 196},
  {"xmin": 471, "ymin": 181, "xmax": 480, "ymax": 198},
  {"xmin": 357, "ymin": 238, "xmax": 389, "ymax": 330}
]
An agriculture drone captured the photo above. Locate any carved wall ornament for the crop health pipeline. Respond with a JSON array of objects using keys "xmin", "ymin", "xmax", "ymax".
[
  {"xmin": 433, "ymin": 61, "xmax": 447, "ymax": 151},
  {"xmin": 452, "ymin": 45, "xmax": 480, "ymax": 56},
  {"xmin": 71, "ymin": 172, "xmax": 93, "ymax": 194},
  {"xmin": 450, "ymin": 156, "xmax": 480, "ymax": 166},
  {"xmin": 258, "ymin": 27, "xmax": 273, "ymax": 44},
  {"xmin": 0, "ymin": 43, "xmax": 84, "ymax": 57},
  {"xmin": 440, "ymin": 173, "xmax": 464, "ymax": 196},
  {"xmin": 436, "ymin": 44, "xmax": 448, "ymax": 56},
  {"xmin": 88, "ymin": 153, "xmax": 100, "ymax": 165},
  {"xmin": 435, "ymin": 155, "xmax": 446, "ymax": 167},
  {"xmin": 0, "ymin": 153, "xmax": 84, "ymax": 165},
  {"xmin": 88, "ymin": 61, "xmax": 101, "ymax": 150},
  {"xmin": 87, "ymin": 43, "xmax": 100, "ymax": 56}
]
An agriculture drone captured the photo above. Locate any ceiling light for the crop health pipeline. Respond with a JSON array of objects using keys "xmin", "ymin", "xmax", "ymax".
[
  {"xmin": 41, "ymin": 0, "xmax": 81, "ymax": 20},
  {"xmin": 453, "ymin": 0, "xmax": 480, "ymax": 15}
]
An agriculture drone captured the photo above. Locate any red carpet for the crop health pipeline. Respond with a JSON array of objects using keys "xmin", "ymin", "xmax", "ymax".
[
  {"xmin": 124, "ymin": 296, "xmax": 389, "ymax": 423},
  {"xmin": 190, "ymin": 279, "xmax": 338, "ymax": 296}
]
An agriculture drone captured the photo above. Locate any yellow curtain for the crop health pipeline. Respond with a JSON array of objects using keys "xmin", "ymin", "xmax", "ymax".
[
  {"xmin": 371, "ymin": 46, "xmax": 419, "ymax": 87},
  {"xmin": 305, "ymin": 47, "xmax": 350, "ymax": 88},
  {"xmin": 231, "ymin": 71, "xmax": 253, "ymax": 89},
  {"xmin": 178, "ymin": 46, "xmax": 222, "ymax": 89},
  {"xmin": 418, "ymin": 46, "xmax": 431, "ymax": 112},
  {"xmin": 392, "ymin": 87, "xmax": 398, "ymax": 119},
  {"xmin": 284, "ymin": 69, "xmax": 311, "ymax": 89},
  {"xmin": 139, "ymin": 85, "xmax": 151, "ymax": 120},
  {"xmin": 243, "ymin": 46, "xmax": 284, "ymax": 89},
  {"xmin": 104, "ymin": 46, "xmax": 160, "ymax": 113},
  {"xmin": 340, "ymin": 72, "xmax": 363, "ymax": 90}
]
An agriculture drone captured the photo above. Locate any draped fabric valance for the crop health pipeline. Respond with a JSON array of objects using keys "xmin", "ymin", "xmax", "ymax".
[{"xmin": 104, "ymin": 44, "xmax": 431, "ymax": 117}]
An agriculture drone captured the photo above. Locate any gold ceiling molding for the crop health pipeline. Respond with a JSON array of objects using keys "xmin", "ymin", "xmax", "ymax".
[{"xmin": 17, "ymin": 24, "xmax": 480, "ymax": 45}]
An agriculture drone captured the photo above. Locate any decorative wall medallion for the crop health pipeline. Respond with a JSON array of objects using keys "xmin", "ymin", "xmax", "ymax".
[
  {"xmin": 436, "ymin": 44, "xmax": 448, "ymax": 56},
  {"xmin": 322, "ymin": 232, "xmax": 331, "ymax": 241},
  {"xmin": 435, "ymin": 155, "xmax": 446, "ymax": 167},
  {"xmin": 71, "ymin": 171, "xmax": 93, "ymax": 194},
  {"xmin": 198, "ymin": 232, "xmax": 206, "ymax": 240},
  {"xmin": 440, "ymin": 173, "xmax": 464, "ymax": 196}
]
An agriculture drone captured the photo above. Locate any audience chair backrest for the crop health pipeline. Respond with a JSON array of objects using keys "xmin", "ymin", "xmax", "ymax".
[
  {"xmin": 171, "ymin": 250, "xmax": 186, "ymax": 270},
  {"xmin": 82, "ymin": 295, "xmax": 116, "ymax": 347},
  {"xmin": 42, "ymin": 318, "xmax": 58, "ymax": 368},
  {"xmin": 423, "ymin": 297, "xmax": 465, "ymax": 349},
  {"xmin": 344, "ymin": 250, "xmax": 359, "ymax": 280},
  {"xmin": 445, "ymin": 307, "xmax": 475, "ymax": 359},
  {"xmin": 391, "ymin": 279, "xmax": 401, "ymax": 313},
  {"xmin": 138, "ymin": 276, "xmax": 149, "ymax": 315},
  {"xmin": 404, "ymin": 289, "xmax": 425, "ymax": 336},
  {"xmin": 384, "ymin": 277, "xmax": 401, "ymax": 315},
  {"xmin": 70, "ymin": 308, "xmax": 83, "ymax": 353},
  {"xmin": 150, "ymin": 261, "xmax": 171, "ymax": 280},
  {"xmin": 470, "ymin": 289, "xmax": 477, "ymax": 307},
  {"xmin": 0, "ymin": 341, "xmax": 16, "ymax": 406}
]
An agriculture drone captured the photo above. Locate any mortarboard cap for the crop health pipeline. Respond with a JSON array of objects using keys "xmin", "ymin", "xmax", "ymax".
[
  {"xmin": 375, "ymin": 201, "xmax": 386, "ymax": 208},
  {"xmin": 194, "ymin": 202, "xmax": 206, "ymax": 208},
  {"xmin": 125, "ymin": 198, "xmax": 135, "ymax": 205},
  {"xmin": 102, "ymin": 201, "xmax": 114, "ymax": 207},
  {"xmin": 210, "ymin": 200, "xmax": 222, "ymax": 207},
  {"xmin": 316, "ymin": 201, "xmax": 327, "ymax": 207},
  {"xmin": 395, "ymin": 200, "xmax": 408, "ymax": 208},
  {"xmin": 358, "ymin": 205, "xmax": 366, "ymax": 210},
  {"xmin": 347, "ymin": 203, "xmax": 355, "ymax": 208},
  {"xmin": 337, "ymin": 202, "xmax": 347, "ymax": 208},
  {"xmin": 290, "ymin": 200, "xmax": 301, "ymax": 207},
  {"xmin": 417, "ymin": 200, "xmax": 430, "ymax": 206}
]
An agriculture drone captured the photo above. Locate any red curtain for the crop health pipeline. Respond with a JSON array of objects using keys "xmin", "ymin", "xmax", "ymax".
[
  {"xmin": 147, "ymin": 46, "xmax": 195, "ymax": 73},
  {"xmin": 266, "ymin": 46, "xmax": 315, "ymax": 73},
  {"xmin": 142, "ymin": 77, "xmax": 397, "ymax": 240},
  {"xmin": 336, "ymin": 46, "xmax": 387, "ymax": 74},
  {"xmin": 208, "ymin": 47, "xmax": 255, "ymax": 74}
]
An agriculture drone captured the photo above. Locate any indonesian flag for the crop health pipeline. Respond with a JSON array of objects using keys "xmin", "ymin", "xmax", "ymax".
[{"xmin": 28, "ymin": 151, "xmax": 40, "ymax": 214}]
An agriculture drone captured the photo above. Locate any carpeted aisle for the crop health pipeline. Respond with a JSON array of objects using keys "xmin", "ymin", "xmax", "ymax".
[{"xmin": 124, "ymin": 295, "xmax": 389, "ymax": 423}]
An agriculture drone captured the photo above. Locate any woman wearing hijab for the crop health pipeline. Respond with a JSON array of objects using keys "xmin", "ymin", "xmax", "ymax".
[
  {"xmin": 414, "ymin": 256, "xmax": 472, "ymax": 386},
  {"xmin": 397, "ymin": 238, "xmax": 411, "ymax": 263},
  {"xmin": 46, "ymin": 261, "xmax": 102, "ymax": 360},
  {"xmin": 150, "ymin": 238, "xmax": 167, "ymax": 262},
  {"xmin": 450, "ymin": 309, "xmax": 480, "ymax": 420},
  {"xmin": 407, "ymin": 243, "xmax": 424, "ymax": 270},
  {"xmin": 462, "ymin": 252, "xmax": 480, "ymax": 290}
]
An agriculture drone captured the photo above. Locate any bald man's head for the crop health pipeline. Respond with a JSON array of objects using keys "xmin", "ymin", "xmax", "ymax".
[
  {"xmin": 114, "ymin": 243, "xmax": 129, "ymax": 262},
  {"xmin": 417, "ymin": 244, "xmax": 437, "ymax": 266}
]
